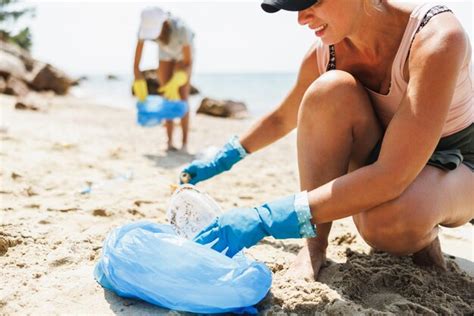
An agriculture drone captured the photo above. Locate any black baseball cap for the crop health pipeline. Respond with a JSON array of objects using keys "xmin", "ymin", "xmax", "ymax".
[{"xmin": 261, "ymin": 0, "xmax": 318, "ymax": 13}]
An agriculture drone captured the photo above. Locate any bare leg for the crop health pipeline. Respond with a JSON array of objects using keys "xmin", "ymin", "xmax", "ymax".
[
  {"xmin": 412, "ymin": 235, "xmax": 446, "ymax": 270},
  {"xmin": 354, "ymin": 164, "xmax": 474, "ymax": 269},
  {"xmin": 180, "ymin": 112, "xmax": 190, "ymax": 151},
  {"xmin": 285, "ymin": 224, "xmax": 331, "ymax": 281},
  {"xmin": 158, "ymin": 60, "xmax": 175, "ymax": 150},
  {"xmin": 179, "ymin": 82, "xmax": 191, "ymax": 151},
  {"xmin": 287, "ymin": 71, "xmax": 382, "ymax": 280},
  {"xmin": 165, "ymin": 120, "xmax": 176, "ymax": 151}
]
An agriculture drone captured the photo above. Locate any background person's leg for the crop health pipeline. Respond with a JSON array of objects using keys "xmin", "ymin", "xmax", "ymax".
[
  {"xmin": 287, "ymin": 70, "xmax": 382, "ymax": 280},
  {"xmin": 178, "ymin": 80, "xmax": 191, "ymax": 150},
  {"xmin": 158, "ymin": 60, "xmax": 176, "ymax": 150},
  {"xmin": 164, "ymin": 121, "xmax": 175, "ymax": 151}
]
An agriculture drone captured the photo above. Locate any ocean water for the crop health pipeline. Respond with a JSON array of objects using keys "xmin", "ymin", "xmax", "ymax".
[{"xmin": 71, "ymin": 73, "xmax": 298, "ymax": 117}]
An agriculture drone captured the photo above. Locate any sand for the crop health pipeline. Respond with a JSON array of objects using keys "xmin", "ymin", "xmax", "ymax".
[{"xmin": 1, "ymin": 93, "xmax": 473, "ymax": 315}]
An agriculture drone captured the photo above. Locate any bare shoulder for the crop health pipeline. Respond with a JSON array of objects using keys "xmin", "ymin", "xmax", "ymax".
[
  {"xmin": 409, "ymin": 12, "xmax": 469, "ymax": 71},
  {"xmin": 296, "ymin": 42, "xmax": 321, "ymax": 87}
]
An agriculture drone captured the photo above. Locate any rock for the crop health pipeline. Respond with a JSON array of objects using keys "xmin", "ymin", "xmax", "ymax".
[
  {"xmin": 15, "ymin": 100, "xmax": 39, "ymax": 111},
  {"xmin": 0, "ymin": 76, "xmax": 6, "ymax": 94},
  {"xmin": 197, "ymin": 97, "xmax": 249, "ymax": 118},
  {"xmin": 0, "ymin": 51, "xmax": 27, "ymax": 79},
  {"xmin": 190, "ymin": 84, "xmax": 199, "ymax": 95},
  {"xmin": 25, "ymin": 62, "xmax": 74, "ymax": 95},
  {"xmin": 14, "ymin": 94, "xmax": 48, "ymax": 111},
  {"xmin": 71, "ymin": 75, "xmax": 88, "ymax": 86},
  {"xmin": 0, "ymin": 40, "xmax": 35, "ymax": 71},
  {"xmin": 1, "ymin": 39, "xmax": 76, "ymax": 96},
  {"xmin": 5, "ymin": 76, "xmax": 29, "ymax": 96},
  {"xmin": 0, "ymin": 237, "xmax": 8, "ymax": 255},
  {"xmin": 106, "ymin": 74, "xmax": 119, "ymax": 80}
]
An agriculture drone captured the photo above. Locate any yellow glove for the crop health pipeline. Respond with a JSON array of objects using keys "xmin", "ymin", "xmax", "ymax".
[
  {"xmin": 133, "ymin": 79, "xmax": 148, "ymax": 102},
  {"xmin": 158, "ymin": 70, "xmax": 188, "ymax": 101}
]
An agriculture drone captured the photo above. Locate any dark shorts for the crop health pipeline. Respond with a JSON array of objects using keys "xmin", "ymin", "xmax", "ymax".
[{"xmin": 368, "ymin": 123, "xmax": 474, "ymax": 171}]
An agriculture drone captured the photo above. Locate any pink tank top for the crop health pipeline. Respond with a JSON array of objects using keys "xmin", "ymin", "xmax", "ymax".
[{"xmin": 315, "ymin": 3, "xmax": 473, "ymax": 137}]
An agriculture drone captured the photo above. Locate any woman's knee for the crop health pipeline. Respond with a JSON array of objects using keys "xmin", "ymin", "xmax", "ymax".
[
  {"xmin": 299, "ymin": 70, "xmax": 373, "ymax": 120},
  {"xmin": 306, "ymin": 70, "xmax": 365, "ymax": 100}
]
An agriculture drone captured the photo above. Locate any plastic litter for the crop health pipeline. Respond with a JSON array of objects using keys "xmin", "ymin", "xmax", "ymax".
[
  {"xmin": 195, "ymin": 146, "xmax": 221, "ymax": 161},
  {"xmin": 136, "ymin": 95, "xmax": 188, "ymax": 127},
  {"xmin": 94, "ymin": 221, "xmax": 272, "ymax": 314},
  {"xmin": 178, "ymin": 147, "xmax": 224, "ymax": 185},
  {"xmin": 80, "ymin": 170, "xmax": 133, "ymax": 194},
  {"xmin": 94, "ymin": 185, "xmax": 272, "ymax": 313},
  {"xmin": 167, "ymin": 184, "xmax": 222, "ymax": 239}
]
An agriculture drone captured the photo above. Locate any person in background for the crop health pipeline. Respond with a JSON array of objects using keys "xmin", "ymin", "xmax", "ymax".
[
  {"xmin": 133, "ymin": 7, "xmax": 194, "ymax": 151},
  {"xmin": 182, "ymin": 0, "xmax": 473, "ymax": 280}
]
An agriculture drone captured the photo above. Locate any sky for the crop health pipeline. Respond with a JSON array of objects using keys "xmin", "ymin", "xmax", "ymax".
[{"xmin": 6, "ymin": 0, "xmax": 474, "ymax": 76}]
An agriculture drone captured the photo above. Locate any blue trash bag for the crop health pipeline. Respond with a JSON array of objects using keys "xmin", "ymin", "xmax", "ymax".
[
  {"xmin": 136, "ymin": 96, "xmax": 188, "ymax": 127},
  {"xmin": 94, "ymin": 221, "xmax": 272, "ymax": 314}
]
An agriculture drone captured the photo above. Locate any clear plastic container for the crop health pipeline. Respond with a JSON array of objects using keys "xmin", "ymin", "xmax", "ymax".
[{"xmin": 166, "ymin": 184, "xmax": 223, "ymax": 240}]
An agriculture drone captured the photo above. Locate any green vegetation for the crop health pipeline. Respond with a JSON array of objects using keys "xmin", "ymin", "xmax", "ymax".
[{"xmin": 0, "ymin": 0, "xmax": 35, "ymax": 50}]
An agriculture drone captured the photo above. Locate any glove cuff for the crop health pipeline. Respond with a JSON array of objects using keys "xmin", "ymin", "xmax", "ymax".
[
  {"xmin": 228, "ymin": 135, "xmax": 248, "ymax": 159},
  {"xmin": 257, "ymin": 193, "xmax": 316, "ymax": 240},
  {"xmin": 294, "ymin": 191, "xmax": 317, "ymax": 238}
]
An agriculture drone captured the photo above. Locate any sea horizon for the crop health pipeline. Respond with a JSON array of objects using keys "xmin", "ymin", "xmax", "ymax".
[{"xmin": 71, "ymin": 72, "xmax": 299, "ymax": 117}]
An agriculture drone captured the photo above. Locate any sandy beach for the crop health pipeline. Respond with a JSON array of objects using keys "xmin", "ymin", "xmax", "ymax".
[{"xmin": 1, "ymin": 93, "xmax": 473, "ymax": 315}]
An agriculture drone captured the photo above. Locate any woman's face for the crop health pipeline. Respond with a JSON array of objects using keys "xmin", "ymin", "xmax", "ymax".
[{"xmin": 298, "ymin": 0, "xmax": 364, "ymax": 44}]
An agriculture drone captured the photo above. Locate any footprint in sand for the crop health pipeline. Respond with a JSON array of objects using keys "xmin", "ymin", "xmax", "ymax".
[
  {"xmin": 49, "ymin": 256, "xmax": 74, "ymax": 267},
  {"xmin": 11, "ymin": 172, "xmax": 22, "ymax": 180},
  {"xmin": 0, "ymin": 236, "xmax": 22, "ymax": 255},
  {"xmin": 333, "ymin": 233, "xmax": 357, "ymax": 246},
  {"xmin": 0, "ymin": 237, "xmax": 9, "ymax": 255},
  {"xmin": 108, "ymin": 146, "xmax": 125, "ymax": 159},
  {"xmin": 92, "ymin": 209, "xmax": 109, "ymax": 217},
  {"xmin": 22, "ymin": 186, "xmax": 38, "ymax": 197},
  {"xmin": 51, "ymin": 142, "xmax": 77, "ymax": 151}
]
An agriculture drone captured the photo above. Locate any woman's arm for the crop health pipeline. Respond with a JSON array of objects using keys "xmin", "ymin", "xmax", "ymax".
[
  {"xmin": 133, "ymin": 40, "xmax": 145, "ymax": 79},
  {"xmin": 239, "ymin": 43, "xmax": 320, "ymax": 153},
  {"xmin": 308, "ymin": 14, "xmax": 469, "ymax": 224},
  {"xmin": 179, "ymin": 43, "xmax": 321, "ymax": 185}
]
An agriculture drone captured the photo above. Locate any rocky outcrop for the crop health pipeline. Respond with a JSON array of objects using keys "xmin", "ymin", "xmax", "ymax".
[
  {"xmin": 5, "ymin": 76, "xmax": 30, "ymax": 96},
  {"xmin": 25, "ymin": 62, "xmax": 73, "ymax": 95},
  {"xmin": 197, "ymin": 97, "xmax": 249, "ymax": 119},
  {"xmin": 0, "ymin": 40, "xmax": 75, "ymax": 96},
  {"xmin": 0, "ymin": 76, "xmax": 7, "ymax": 94},
  {"xmin": 0, "ymin": 50, "xmax": 27, "ymax": 79}
]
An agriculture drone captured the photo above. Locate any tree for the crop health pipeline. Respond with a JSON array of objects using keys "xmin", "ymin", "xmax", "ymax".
[{"xmin": 0, "ymin": 0, "xmax": 35, "ymax": 51}]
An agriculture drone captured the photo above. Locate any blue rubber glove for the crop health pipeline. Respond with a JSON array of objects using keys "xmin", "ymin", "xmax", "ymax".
[
  {"xmin": 180, "ymin": 136, "xmax": 248, "ymax": 185},
  {"xmin": 193, "ymin": 192, "xmax": 317, "ymax": 257}
]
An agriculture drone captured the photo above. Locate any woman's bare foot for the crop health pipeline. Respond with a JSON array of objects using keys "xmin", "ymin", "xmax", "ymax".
[
  {"xmin": 285, "ymin": 244, "xmax": 327, "ymax": 281},
  {"xmin": 412, "ymin": 236, "xmax": 447, "ymax": 270},
  {"xmin": 167, "ymin": 143, "xmax": 178, "ymax": 152}
]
